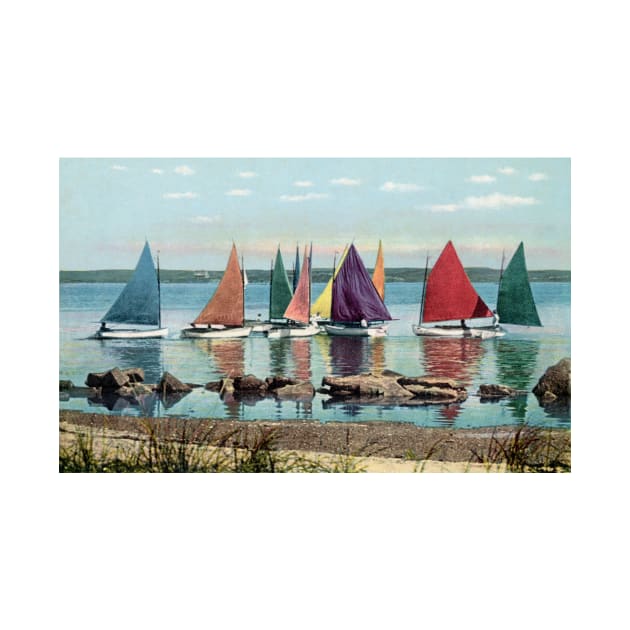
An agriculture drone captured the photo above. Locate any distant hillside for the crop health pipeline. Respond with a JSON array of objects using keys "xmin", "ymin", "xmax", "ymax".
[{"xmin": 60, "ymin": 267, "xmax": 571, "ymax": 284}]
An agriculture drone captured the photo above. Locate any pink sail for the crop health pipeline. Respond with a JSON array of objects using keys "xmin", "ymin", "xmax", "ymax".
[{"xmin": 284, "ymin": 245, "xmax": 311, "ymax": 323}]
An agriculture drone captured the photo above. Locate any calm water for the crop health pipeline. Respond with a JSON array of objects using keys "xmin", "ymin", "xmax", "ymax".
[{"xmin": 59, "ymin": 281, "xmax": 571, "ymax": 428}]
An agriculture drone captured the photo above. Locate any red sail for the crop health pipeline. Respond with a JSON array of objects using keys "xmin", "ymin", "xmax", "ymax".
[
  {"xmin": 422, "ymin": 241, "xmax": 492, "ymax": 323},
  {"xmin": 193, "ymin": 244, "xmax": 244, "ymax": 326},
  {"xmin": 284, "ymin": 245, "xmax": 311, "ymax": 323}
]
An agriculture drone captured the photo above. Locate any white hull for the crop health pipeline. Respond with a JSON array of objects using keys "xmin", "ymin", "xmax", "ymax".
[
  {"xmin": 266, "ymin": 323, "xmax": 321, "ymax": 339},
  {"xmin": 94, "ymin": 327, "xmax": 169, "ymax": 339},
  {"xmin": 412, "ymin": 325, "xmax": 505, "ymax": 340},
  {"xmin": 181, "ymin": 326, "xmax": 252, "ymax": 339},
  {"xmin": 324, "ymin": 324, "xmax": 389, "ymax": 337},
  {"xmin": 250, "ymin": 323, "xmax": 273, "ymax": 333}
]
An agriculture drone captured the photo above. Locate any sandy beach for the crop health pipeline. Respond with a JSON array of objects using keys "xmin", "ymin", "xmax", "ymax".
[{"xmin": 59, "ymin": 410, "xmax": 571, "ymax": 472}]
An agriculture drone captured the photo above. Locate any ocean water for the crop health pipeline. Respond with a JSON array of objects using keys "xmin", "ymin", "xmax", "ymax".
[{"xmin": 59, "ymin": 281, "xmax": 571, "ymax": 428}]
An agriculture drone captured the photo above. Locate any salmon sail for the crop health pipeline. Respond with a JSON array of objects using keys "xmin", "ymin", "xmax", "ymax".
[
  {"xmin": 496, "ymin": 242, "xmax": 542, "ymax": 326},
  {"xmin": 422, "ymin": 241, "xmax": 492, "ymax": 323},
  {"xmin": 332, "ymin": 244, "xmax": 392, "ymax": 322},
  {"xmin": 311, "ymin": 245, "xmax": 348, "ymax": 319},
  {"xmin": 372, "ymin": 239, "xmax": 385, "ymax": 301},
  {"xmin": 193, "ymin": 244, "xmax": 244, "ymax": 326},
  {"xmin": 292, "ymin": 245, "xmax": 300, "ymax": 293},
  {"xmin": 102, "ymin": 241, "xmax": 160, "ymax": 325},
  {"xmin": 284, "ymin": 245, "xmax": 311, "ymax": 323},
  {"xmin": 269, "ymin": 246, "xmax": 293, "ymax": 320}
]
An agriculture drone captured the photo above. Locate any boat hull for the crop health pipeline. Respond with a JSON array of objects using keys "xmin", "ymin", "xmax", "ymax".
[
  {"xmin": 93, "ymin": 327, "xmax": 169, "ymax": 339},
  {"xmin": 324, "ymin": 324, "xmax": 389, "ymax": 337},
  {"xmin": 412, "ymin": 325, "xmax": 505, "ymax": 339},
  {"xmin": 265, "ymin": 323, "xmax": 321, "ymax": 338},
  {"xmin": 181, "ymin": 326, "xmax": 252, "ymax": 339}
]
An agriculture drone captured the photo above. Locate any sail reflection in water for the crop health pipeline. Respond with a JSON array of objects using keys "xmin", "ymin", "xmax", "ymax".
[
  {"xmin": 421, "ymin": 337, "xmax": 486, "ymax": 423},
  {"xmin": 291, "ymin": 339, "xmax": 312, "ymax": 381},
  {"xmin": 492, "ymin": 339, "xmax": 540, "ymax": 422},
  {"xmin": 194, "ymin": 338, "xmax": 246, "ymax": 379}
]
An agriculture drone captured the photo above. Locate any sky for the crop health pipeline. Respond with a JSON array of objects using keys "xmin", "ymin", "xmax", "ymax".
[{"xmin": 59, "ymin": 157, "xmax": 570, "ymax": 271}]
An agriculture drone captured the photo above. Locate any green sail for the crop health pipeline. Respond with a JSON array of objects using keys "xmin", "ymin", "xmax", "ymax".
[
  {"xmin": 269, "ymin": 247, "xmax": 293, "ymax": 320},
  {"xmin": 496, "ymin": 242, "xmax": 542, "ymax": 327}
]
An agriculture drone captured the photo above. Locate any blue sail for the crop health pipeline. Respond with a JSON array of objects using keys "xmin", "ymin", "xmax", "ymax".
[{"xmin": 102, "ymin": 241, "xmax": 160, "ymax": 325}]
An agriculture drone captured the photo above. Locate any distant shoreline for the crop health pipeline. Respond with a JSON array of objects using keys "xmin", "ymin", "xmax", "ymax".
[{"xmin": 59, "ymin": 268, "xmax": 571, "ymax": 284}]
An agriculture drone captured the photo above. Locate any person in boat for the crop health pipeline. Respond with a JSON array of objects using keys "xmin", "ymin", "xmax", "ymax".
[
  {"xmin": 492, "ymin": 310, "xmax": 500, "ymax": 327},
  {"xmin": 360, "ymin": 313, "xmax": 368, "ymax": 328},
  {"xmin": 100, "ymin": 322, "xmax": 108, "ymax": 331},
  {"xmin": 460, "ymin": 319, "xmax": 469, "ymax": 329}
]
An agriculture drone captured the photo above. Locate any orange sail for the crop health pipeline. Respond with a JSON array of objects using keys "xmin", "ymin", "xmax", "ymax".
[
  {"xmin": 193, "ymin": 244, "xmax": 244, "ymax": 326},
  {"xmin": 422, "ymin": 241, "xmax": 493, "ymax": 323},
  {"xmin": 372, "ymin": 239, "xmax": 385, "ymax": 300},
  {"xmin": 284, "ymin": 245, "xmax": 311, "ymax": 323}
]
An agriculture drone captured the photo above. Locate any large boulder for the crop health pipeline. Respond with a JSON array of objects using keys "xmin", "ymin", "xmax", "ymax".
[
  {"xmin": 233, "ymin": 374, "xmax": 267, "ymax": 392},
  {"xmin": 322, "ymin": 373, "xmax": 414, "ymax": 401},
  {"xmin": 265, "ymin": 375, "xmax": 297, "ymax": 390},
  {"xmin": 85, "ymin": 367, "xmax": 129, "ymax": 390},
  {"xmin": 533, "ymin": 358, "xmax": 571, "ymax": 404},
  {"xmin": 157, "ymin": 372, "xmax": 193, "ymax": 394},
  {"xmin": 274, "ymin": 381, "xmax": 315, "ymax": 401}
]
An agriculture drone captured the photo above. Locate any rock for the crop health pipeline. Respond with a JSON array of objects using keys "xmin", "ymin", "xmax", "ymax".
[
  {"xmin": 158, "ymin": 371, "xmax": 193, "ymax": 394},
  {"xmin": 274, "ymin": 381, "xmax": 315, "ymax": 400},
  {"xmin": 131, "ymin": 383, "xmax": 153, "ymax": 396},
  {"xmin": 233, "ymin": 374, "xmax": 267, "ymax": 392},
  {"xmin": 85, "ymin": 367, "xmax": 129, "ymax": 390},
  {"xmin": 59, "ymin": 380, "xmax": 74, "ymax": 391},
  {"xmin": 398, "ymin": 375, "xmax": 461, "ymax": 390},
  {"xmin": 265, "ymin": 375, "xmax": 297, "ymax": 390},
  {"xmin": 205, "ymin": 380, "xmax": 222, "ymax": 392},
  {"xmin": 121, "ymin": 367, "xmax": 145, "ymax": 383},
  {"xmin": 403, "ymin": 384, "xmax": 466, "ymax": 403},
  {"xmin": 533, "ymin": 358, "xmax": 571, "ymax": 402},
  {"xmin": 478, "ymin": 384, "xmax": 518, "ymax": 399},
  {"xmin": 322, "ymin": 373, "xmax": 415, "ymax": 400},
  {"xmin": 115, "ymin": 385, "xmax": 136, "ymax": 398}
]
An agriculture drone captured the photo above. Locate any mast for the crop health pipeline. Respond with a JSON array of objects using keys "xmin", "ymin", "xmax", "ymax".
[
  {"xmin": 330, "ymin": 250, "xmax": 337, "ymax": 323},
  {"xmin": 156, "ymin": 248, "xmax": 162, "ymax": 329},
  {"xmin": 268, "ymin": 257, "xmax": 273, "ymax": 320},
  {"xmin": 418, "ymin": 254, "xmax": 429, "ymax": 326},
  {"xmin": 496, "ymin": 249, "xmax": 506, "ymax": 307},
  {"xmin": 241, "ymin": 254, "xmax": 245, "ymax": 326},
  {"xmin": 308, "ymin": 243, "xmax": 312, "ymax": 320}
]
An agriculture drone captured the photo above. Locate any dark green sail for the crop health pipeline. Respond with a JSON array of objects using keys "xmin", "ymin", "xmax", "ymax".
[
  {"xmin": 269, "ymin": 247, "xmax": 293, "ymax": 320},
  {"xmin": 496, "ymin": 242, "xmax": 542, "ymax": 327}
]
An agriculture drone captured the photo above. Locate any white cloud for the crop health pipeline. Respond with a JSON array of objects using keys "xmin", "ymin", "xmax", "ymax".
[
  {"xmin": 225, "ymin": 189, "xmax": 252, "ymax": 196},
  {"xmin": 429, "ymin": 203, "xmax": 460, "ymax": 213},
  {"xmin": 280, "ymin": 192, "xmax": 329, "ymax": 202},
  {"xmin": 380, "ymin": 181, "xmax": 422, "ymax": 192},
  {"xmin": 528, "ymin": 172, "xmax": 548, "ymax": 181},
  {"xmin": 294, "ymin": 180, "xmax": 314, "ymax": 187},
  {"xmin": 151, "ymin": 168, "xmax": 164, "ymax": 174},
  {"xmin": 238, "ymin": 171, "xmax": 258, "ymax": 178},
  {"xmin": 330, "ymin": 177, "xmax": 361, "ymax": 186},
  {"xmin": 174, "ymin": 165, "xmax": 195, "ymax": 176},
  {"xmin": 466, "ymin": 175, "xmax": 496, "ymax": 183},
  {"xmin": 190, "ymin": 215, "xmax": 222, "ymax": 224},
  {"xmin": 498, "ymin": 167, "xmax": 517, "ymax": 175},
  {"xmin": 111, "ymin": 164, "xmax": 128, "ymax": 171},
  {"xmin": 163, "ymin": 192, "xmax": 199, "ymax": 199},
  {"xmin": 463, "ymin": 193, "xmax": 538, "ymax": 208}
]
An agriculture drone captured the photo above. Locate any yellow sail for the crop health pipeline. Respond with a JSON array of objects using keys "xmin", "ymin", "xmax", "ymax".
[
  {"xmin": 310, "ymin": 245, "xmax": 348, "ymax": 319},
  {"xmin": 372, "ymin": 239, "xmax": 385, "ymax": 300}
]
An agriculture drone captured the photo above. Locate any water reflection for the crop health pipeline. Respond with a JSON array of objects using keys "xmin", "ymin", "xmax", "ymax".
[
  {"xmin": 268, "ymin": 339, "xmax": 290, "ymax": 376},
  {"xmin": 95, "ymin": 338, "xmax": 164, "ymax": 384},
  {"xmin": 421, "ymin": 337, "xmax": 486, "ymax": 424},
  {"xmin": 492, "ymin": 339, "xmax": 541, "ymax": 422},
  {"xmin": 291, "ymin": 339, "xmax": 312, "ymax": 381},
  {"xmin": 194, "ymin": 339, "xmax": 246, "ymax": 379}
]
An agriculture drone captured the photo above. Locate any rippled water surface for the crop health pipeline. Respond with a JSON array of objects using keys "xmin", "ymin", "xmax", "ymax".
[{"xmin": 59, "ymin": 281, "xmax": 570, "ymax": 428}]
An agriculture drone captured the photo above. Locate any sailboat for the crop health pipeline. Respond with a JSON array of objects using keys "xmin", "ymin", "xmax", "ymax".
[
  {"xmin": 94, "ymin": 240, "xmax": 168, "ymax": 339},
  {"xmin": 310, "ymin": 245, "xmax": 348, "ymax": 324},
  {"xmin": 181, "ymin": 243, "xmax": 252, "ymax": 338},
  {"xmin": 267, "ymin": 244, "xmax": 320, "ymax": 338},
  {"xmin": 323, "ymin": 244, "xmax": 392, "ymax": 337},
  {"xmin": 292, "ymin": 244, "xmax": 300, "ymax": 293},
  {"xmin": 495, "ymin": 242, "xmax": 542, "ymax": 329},
  {"xmin": 412, "ymin": 241, "xmax": 505, "ymax": 339}
]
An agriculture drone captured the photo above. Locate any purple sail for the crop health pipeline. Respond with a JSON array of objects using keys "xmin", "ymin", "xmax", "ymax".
[{"xmin": 331, "ymin": 244, "xmax": 393, "ymax": 322}]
